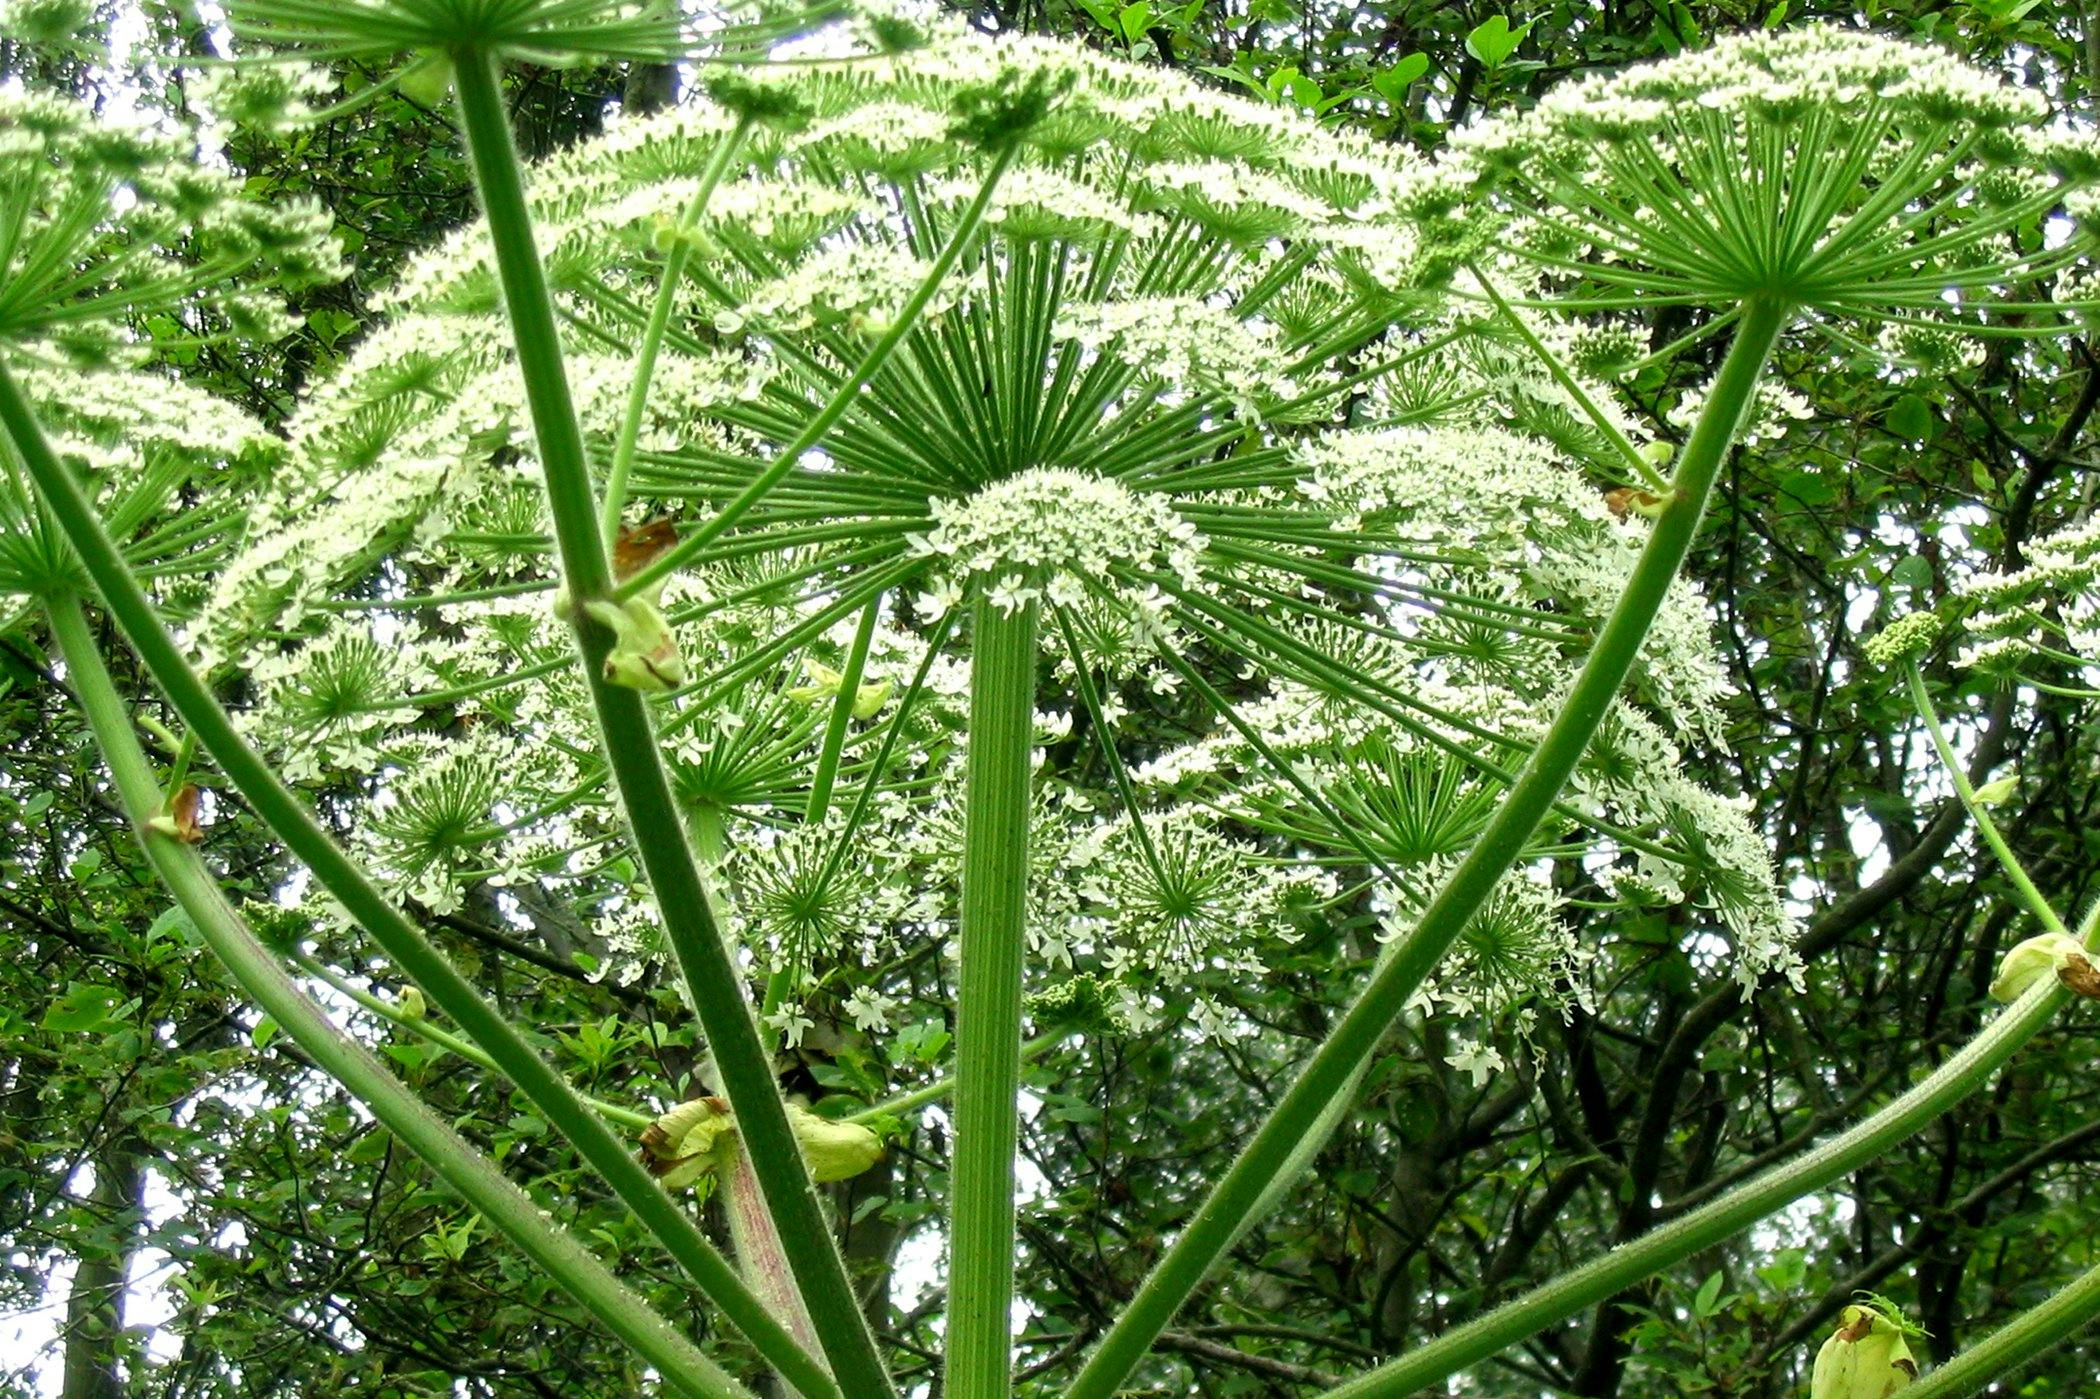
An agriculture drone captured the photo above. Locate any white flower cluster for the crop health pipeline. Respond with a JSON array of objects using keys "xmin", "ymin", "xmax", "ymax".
[
  {"xmin": 913, "ymin": 469, "xmax": 1205, "ymax": 618},
  {"xmin": 197, "ymin": 18, "xmax": 1801, "ymax": 1054},
  {"xmin": 1443, "ymin": 25, "xmax": 2091, "ymax": 324},
  {"xmin": 0, "ymin": 88, "xmax": 342, "ymax": 351},
  {"xmin": 1052, "ymin": 297, "xmax": 1307, "ymax": 417},
  {"xmin": 1952, "ymin": 519, "xmax": 2100, "ymax": 675}
]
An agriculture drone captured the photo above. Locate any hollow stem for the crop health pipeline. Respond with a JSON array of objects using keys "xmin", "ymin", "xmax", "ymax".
[
  {"xmin": 1320, "ymin": 899, "xmax": 2098, "ymax": 1399},
  {"xmin": 0, "ymin": 353, "xmax": 839, "ymax": 1399},
  {"xmin": 43, "ymin": 593, "xmax": 748, "ymax": 1399},
  {"xmin": 448, "ymin": 53, "xmax": 893, "ymax": 1397},
  {"xmin": 1062, "ymin": 295, "xmax": 1792, "ymax": 1399},
  {"xmin": 949, "ymin": 595, "xmax": 1039, "ymax": 1399}
]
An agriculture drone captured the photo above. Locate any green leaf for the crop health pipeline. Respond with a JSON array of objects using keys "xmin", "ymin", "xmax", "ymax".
[
  {"xmin": 1117, "ymin": 1, "xmax": 1150, "ymax": 43},
  {"xmin": 43, "ymin": 983, "xmax": 123, "ymax": 1034},
  {"xmin": 1693, "ymin": 1269, "xmax": 1724, "ymax": 1318},
  {"xmin": 1465, "ymin": 15, "xmax": 1533, "ymax": 67},
  {"xmin": 1371, "ymin": 52, "xmax": 1430, "ymax": 106},
  {"xmin": 1886, "ymin": 393, "xmax": 1936, "ymax": 441}
]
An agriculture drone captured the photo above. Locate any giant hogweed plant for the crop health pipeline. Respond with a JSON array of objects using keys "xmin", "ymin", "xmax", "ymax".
[{"xmin": 4, "ymin": 6, "xmax": 2100, "ymax": 1394}]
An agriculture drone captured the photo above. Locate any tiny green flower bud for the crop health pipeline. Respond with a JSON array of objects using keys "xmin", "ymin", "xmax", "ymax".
[
  {"xmin": 786, "ymin": 660, "xmax": 890, "ymax": 718},
  {"xmin": 1862, "ymin": 612, "xmax": 1944, "ymax": 668},
  {"xmin": 1989, "ymin": 932, "xmax": 2087, "ymax": 1003},
  {"xmin": 850, "ymin": 679, "xmax": 893, "ymax": 720},
  {"xmin": 1810, "ymin": 1300, "xmax": 1919, "ymax": 1399},
  {"xmin": 650, "ymin": 217, "xmax": 719, "ymax": 260}
]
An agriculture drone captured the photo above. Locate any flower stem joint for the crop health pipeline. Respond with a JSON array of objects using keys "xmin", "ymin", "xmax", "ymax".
[
  {"xmin": 639, "ymin": 1096, "xmax": 884, "ymax": 1191},
  {"xmin": 1991, "ymin": 933, "xmax": 2100, "ymax": 1003}
]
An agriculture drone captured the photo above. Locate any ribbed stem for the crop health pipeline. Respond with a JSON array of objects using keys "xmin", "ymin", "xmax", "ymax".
[
  {"xmin": 1323, "ymin": 895, "xmax": 2097, "ymax": 1398},
  {"xmin": 44, "ymin": 594, "xmax": 749, "ymax": 1399},
  {"xmin": 448, "ymin": 54, "xmax": 894, "ymax": 1398},
  {"xmin": 948, "ymin": 597, "xmax": 1039, "ymax": 1399},
  {"xmin": 1904, "ymin": 1253, "xmax": 2100, "ymax": 1398},
  {"xmin": 1062, "ymin": 296, "xmax": 1793, "ymax": 1399},
  {"xmin": 724, "ymin": 1146, "xmax": 824, "ymax": 1396},
  {"xmin": 0, "ymin": 356, "xmax": 837, "ymax": 1399}
]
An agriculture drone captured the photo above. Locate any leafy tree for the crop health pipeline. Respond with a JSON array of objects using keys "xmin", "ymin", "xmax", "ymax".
[{"xmin": 4, "ymin": 2, "xmax": 2100, "ymax": 1398}]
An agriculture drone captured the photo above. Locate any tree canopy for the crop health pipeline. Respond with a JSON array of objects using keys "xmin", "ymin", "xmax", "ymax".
[{"xmin": 3, "ymin": 2, "xmax": 2099, "ymax": 1397}]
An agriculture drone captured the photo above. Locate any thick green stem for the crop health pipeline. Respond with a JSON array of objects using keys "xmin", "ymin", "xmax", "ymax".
[
  {"xmin": 1322, "ymin": 899, "xmax": 2098, "ymax": 1399},
  {"xmin": 448, "ymin": 54, "xmax": 893, "ymax": 1397},
  {"xmin": 0, "ymin": 358, "xmax": 837, "ymax": 1399},
  {"xmin": 1061, "ymin": 296, "xmax": 1792, "ymax": 1399},
  {"xmin": 723, "ymin": 1145, "xmax": 824, "ymax": 1393},
  {"xmin": 43, "ymin": 595, "xmax": 749, "ymax": 1399},
  {"xmin": 1904, "ymin": 1253, "xmax": 2100, "ymax": 1398},
  {"xmin": 949, "ymin": 597, "xmax": 1039, "ymax": 1399}
]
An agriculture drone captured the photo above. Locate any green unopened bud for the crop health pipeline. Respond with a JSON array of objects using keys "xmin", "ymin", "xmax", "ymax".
[
  {"xmin": 786, "ymin": 1104, "xmax": 884, "ymax": 1182},
  {"xmin": 786, "ymin": 659, "xmax": 890, "ymax": 718},
  {"xmin": 582, "ymin": 597, "xmax": 685, "ymax": 693},
  {"xmin": 1810, "ymin": 1301, "xmax": 1920, "ymax": 1399},
  {"xmin": 849, "ymin": 679, "xmax": 892, "ymax": 720},
  {"xmin": 1862, "ymin": 612, "xmax": 1943, "ymax": 668},
  {"xmin": 650, "ymin": 216, "xmax": 720, "ymax": 260},
  {"xmin": 638, "ymin": 1096, "xmax": 883, "ymax": 1190},
  {"xmin": 1990, "ymin": 932, "xmax": 2089, "ymax": 1003},
  {"xmin": 1972, "ymin": 773, "xmax": 2018, "ymax": 806}
]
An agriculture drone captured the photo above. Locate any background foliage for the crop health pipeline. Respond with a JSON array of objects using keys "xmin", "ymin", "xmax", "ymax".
[{"xmin": 3, "ymin": 1, "xmax": 2098, "ymax": 1395}]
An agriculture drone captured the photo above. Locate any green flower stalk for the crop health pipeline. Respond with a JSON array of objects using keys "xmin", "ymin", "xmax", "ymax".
[{"xmin": 0, "ymin": 89, "xmax": 341, "ymax": 353}]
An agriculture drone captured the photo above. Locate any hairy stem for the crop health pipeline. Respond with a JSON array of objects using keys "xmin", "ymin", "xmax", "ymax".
[
  {"xmin": 44, "ymin": 594, "xmax": 749, "ymax": 1399},
  {"xmin": 0, "ymin": 357, "xmax": 837, "ymax": 1399},
  {"xmin": 448, "ymin": 53, "xmax": 893, "ymax": 1397},
  {"xmin": 949, "ymin": 596, "xmax": 1040, "ymax": 1399},
  {"xmin": 1323, "ymin": 900, "xmax": 2098, "ymax": 1398},
  {"xmin": 1903, "ymin": 1251, "xmax": 2100, "ymax": 1397},
  {"xmin": 1062, "ymin": 295, "xmax": 1792, "ymax": 1399}
]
